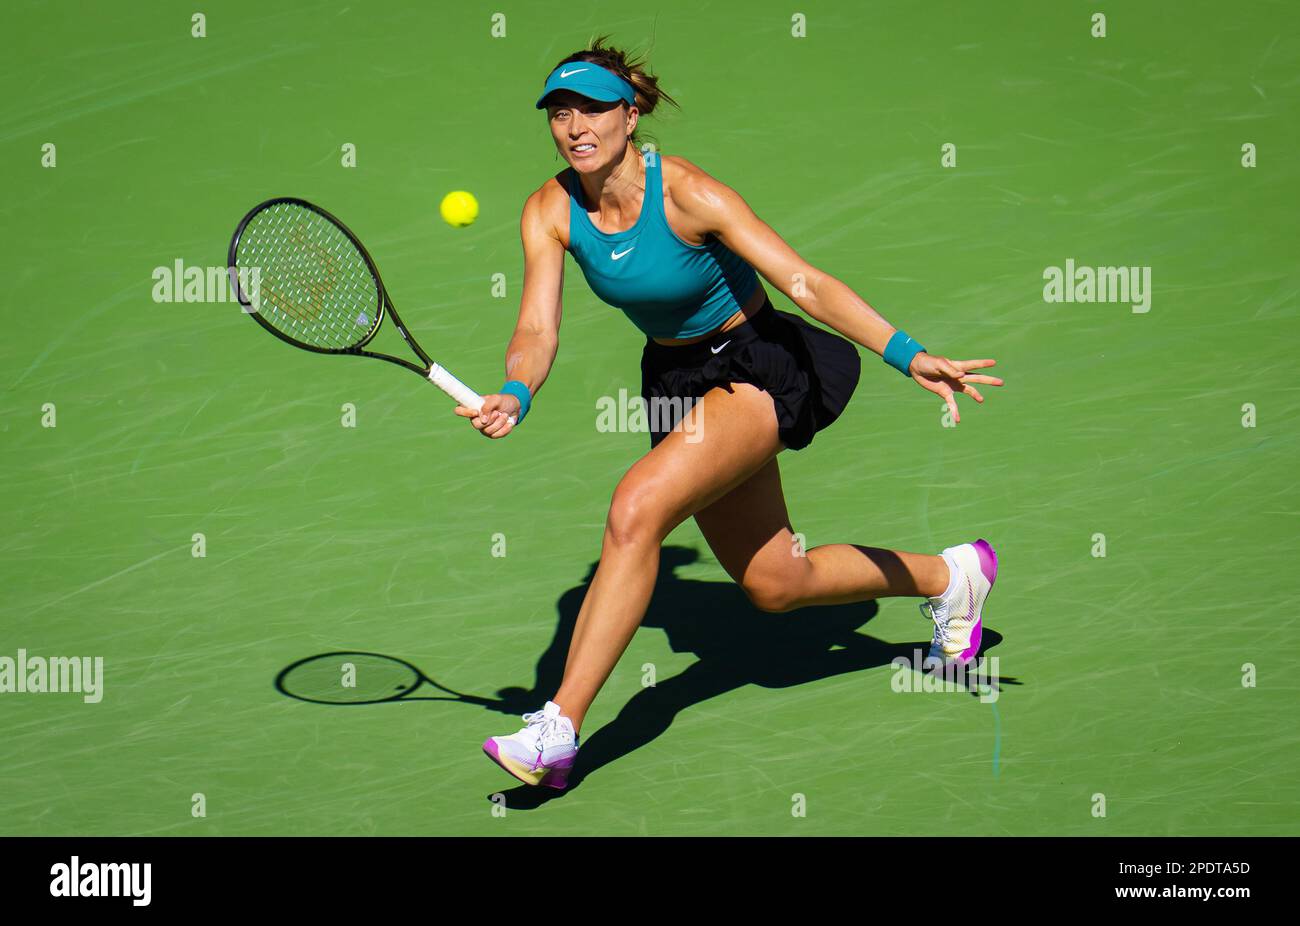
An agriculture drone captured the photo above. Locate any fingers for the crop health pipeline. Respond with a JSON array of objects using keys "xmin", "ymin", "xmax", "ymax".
[
  {"xmin": 912, "ymin": 356, "xmax": 1003, "ymax": 422},
  {"xmin": 453, "ymin": 404, "xmax": 494, "ymax": 430},
  {"xmin": 917, "ymin": 376, "xmax": 960, "ymax": 422},
  {"xmin": 935, "ymin": 357, "xmax": 1005, "ymax": 390},
  {"xmin": 952, "ymin": 359, "xmax": 1004, "ymax": 387},
  {"xmin": 452, "ymin": 395, "xmax": 517, "ymax": 438},
  {"xmin": 480, "ymin": 409, "xmax": 513, "ymax": 438},
  {"xmin": 461, "ymin": 406, "xmax": 512, "ymax": 438},
  {"xmin": 958, "ymin": 373, "xmax": 1003, "ymax": 387},
  {"xmin": 936, "ymin": 358, "xmax": 965, "ymax": 381}
]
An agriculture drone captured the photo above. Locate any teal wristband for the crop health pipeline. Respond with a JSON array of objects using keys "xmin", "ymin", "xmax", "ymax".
[
  {"xmin": 499, "ymin": 380, "xmax": 531, "ymax": 423},
  {"xmin": 883, "ymin": 330, "xmax": 926, "ymax": 377}
]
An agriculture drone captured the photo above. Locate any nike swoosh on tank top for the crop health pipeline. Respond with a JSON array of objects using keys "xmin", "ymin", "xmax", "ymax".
[{"xmin": 564, "ymin": 153, "xmax": 759, "ymax": 339}]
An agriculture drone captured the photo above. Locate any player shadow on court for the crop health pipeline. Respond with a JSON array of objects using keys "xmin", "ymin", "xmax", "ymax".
[{"xmin": 492, "ymin": 544, "xmax": 1018, "ymax": 808}]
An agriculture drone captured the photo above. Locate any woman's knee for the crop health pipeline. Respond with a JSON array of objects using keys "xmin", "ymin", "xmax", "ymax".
[
  {"xmin": 605, "ymin": 477, "xmax": 673, "ymax": 549},
  {"xmin": 740, "ymin": 572, "xmax": 802, "ymax": 613}
]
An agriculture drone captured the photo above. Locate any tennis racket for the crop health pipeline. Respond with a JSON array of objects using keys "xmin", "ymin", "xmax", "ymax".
[{"xmin": 227, "ymin": 197, "xmax": 513, "ymax": 424}]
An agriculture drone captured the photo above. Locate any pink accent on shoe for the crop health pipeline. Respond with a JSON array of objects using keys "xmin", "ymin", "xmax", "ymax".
[
  {"xmin": 973, "ymin": 538, "xmax": 998, "ymax": 585},
  {"xmin": 960, "ymin": 613, "xmax": 983, "ymax": 662},
  {"xmin": 541, "ymin": 759, "xmax": 573, "ymax": 790},
  {"xmin": 957, "ymin": 539, "xmax": 997, "ymax": 663}
]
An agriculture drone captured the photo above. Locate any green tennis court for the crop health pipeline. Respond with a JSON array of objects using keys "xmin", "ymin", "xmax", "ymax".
[{"xmin": 2, "ymin": 0, "xmax": 1297, "ymax": 836}]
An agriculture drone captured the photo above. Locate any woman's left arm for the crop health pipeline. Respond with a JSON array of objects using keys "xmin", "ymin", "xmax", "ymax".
[{"xmin": 674, "ymin": 161, "xmax": 1003, "ymax": 421}]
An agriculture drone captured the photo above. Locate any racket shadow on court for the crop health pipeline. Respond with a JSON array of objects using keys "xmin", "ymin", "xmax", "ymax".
[
  {"xmin": 496, "ymin": 545, "xmax": 1019, "ymax": 809},
  {"xmin": 275, "ymin": 651, "xmax": 521, "ymax": 711}
]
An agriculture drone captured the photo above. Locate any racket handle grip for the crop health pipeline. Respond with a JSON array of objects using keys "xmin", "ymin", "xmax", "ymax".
[{"xmin": 428, "ymin": 364, "xmax": 518, "ymax": 426}]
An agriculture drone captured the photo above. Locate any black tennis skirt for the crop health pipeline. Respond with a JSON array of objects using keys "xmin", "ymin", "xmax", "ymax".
[{"xmin": 639, "ymin": 293, "xmax": 861, "ymax": 450}]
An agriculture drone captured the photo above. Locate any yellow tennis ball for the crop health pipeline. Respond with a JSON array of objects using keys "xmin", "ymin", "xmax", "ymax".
[{"xmin": 440, "ymin": 191, "xmax": 479, "ymax": 228}]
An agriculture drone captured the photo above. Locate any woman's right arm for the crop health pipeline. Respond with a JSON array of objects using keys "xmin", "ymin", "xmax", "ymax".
[{"xmin": 457, "ymin": 186, "xmax": 565, "ymax": 438}]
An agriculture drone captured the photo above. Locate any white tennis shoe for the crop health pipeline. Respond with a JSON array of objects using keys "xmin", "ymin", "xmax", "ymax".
[
  {"xmin": 482, "ymin": 700, "xmax": 578, "ymax": 789},
  {"xmin": 919, "ymin": 539, "xmax": 998, "ymax": 665}
]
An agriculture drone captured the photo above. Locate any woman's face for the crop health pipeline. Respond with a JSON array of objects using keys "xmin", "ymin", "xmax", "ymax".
[{"xmin": 546, "ymin": 90, "xmax": 636, "ymax": 172}]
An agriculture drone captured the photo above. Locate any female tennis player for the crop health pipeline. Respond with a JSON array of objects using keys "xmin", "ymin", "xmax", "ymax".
[{"xmin": 461, "ymin": 38, "xmax": 1004, "ymax": 790}]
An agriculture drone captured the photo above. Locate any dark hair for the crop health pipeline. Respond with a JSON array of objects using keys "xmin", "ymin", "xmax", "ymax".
[{"xmin": 549, "ymin": 34, "xmax": 680, "ymax": 148}]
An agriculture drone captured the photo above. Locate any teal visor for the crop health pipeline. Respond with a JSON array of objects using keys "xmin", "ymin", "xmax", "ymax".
[{"xmin": 535, "ymin": 63, "xmax": 636, "ymax": 109}]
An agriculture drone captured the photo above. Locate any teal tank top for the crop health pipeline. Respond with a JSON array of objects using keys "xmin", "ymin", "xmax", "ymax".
[{"xmin": 564, "ymin": 153, "xmax": 759, "ymax": 339}]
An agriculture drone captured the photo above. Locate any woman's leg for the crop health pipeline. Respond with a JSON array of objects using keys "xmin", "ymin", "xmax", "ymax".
[
  {"xmin": 551, "ymin": 383, "xmax": 784, "ymax": 731},
  {"xmin": 693, "ymin": 456, "xmax": 951, "ymax": 613}
]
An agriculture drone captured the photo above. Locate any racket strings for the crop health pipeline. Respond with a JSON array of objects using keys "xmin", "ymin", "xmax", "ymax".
[{"xmin": 234, "ymin": 202, "xmax": 381, "ymax": 350}]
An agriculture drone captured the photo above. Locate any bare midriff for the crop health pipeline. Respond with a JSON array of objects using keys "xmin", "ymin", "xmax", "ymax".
[{"xmin": 649, "ymin": 282, "xmax": 768, "ymax": 347}]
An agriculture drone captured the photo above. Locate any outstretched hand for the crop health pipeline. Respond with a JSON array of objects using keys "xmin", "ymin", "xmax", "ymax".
[
  {"xmin": 908, "ymin": 355, "xmax": 1003, "ymax": 424},
  {"xmin": 454, "ymin": 393, "xmax": 520, "ymax": 438}
]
